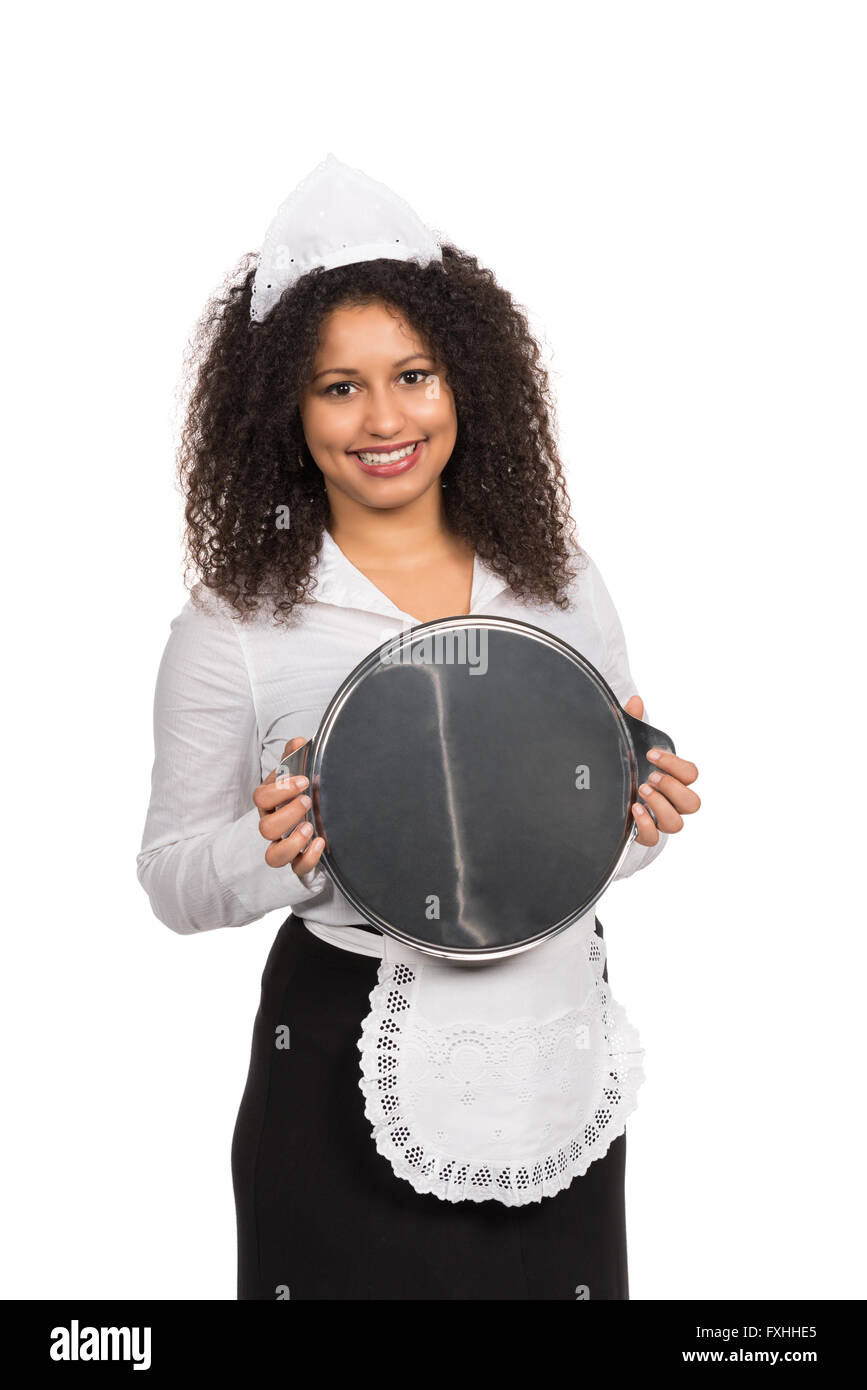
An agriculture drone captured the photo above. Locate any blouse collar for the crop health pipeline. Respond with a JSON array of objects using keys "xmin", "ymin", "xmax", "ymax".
[{"xmin": 310, "ymin": 527, "xmax": 512, "ymax": 622}]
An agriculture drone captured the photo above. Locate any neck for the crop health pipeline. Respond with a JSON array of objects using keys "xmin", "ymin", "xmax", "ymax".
[{"xmin": 326, "ymin": 483, "xmax": 459, "ymax": 567}]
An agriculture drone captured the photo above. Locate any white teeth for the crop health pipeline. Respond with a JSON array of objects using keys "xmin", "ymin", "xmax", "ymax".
[{"xmin": 356, "ymin": 442, "xmax": 419, "ymax": 465}]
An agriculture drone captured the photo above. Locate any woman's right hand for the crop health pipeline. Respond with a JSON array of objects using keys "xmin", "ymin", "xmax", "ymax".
[{"xmin": 254, "ymin": 737, "xmax": 327, "ymax": 875}]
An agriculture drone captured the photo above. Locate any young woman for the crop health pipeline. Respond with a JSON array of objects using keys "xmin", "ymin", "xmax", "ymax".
[{"xmin": 137, "ymin": 159, "xmax": 700, "ymax": 1300}]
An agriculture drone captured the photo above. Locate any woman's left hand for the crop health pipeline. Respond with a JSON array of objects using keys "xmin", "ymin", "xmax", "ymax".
[{"xmin": 624, "ymin": 695, "xmax": 701, "ymax": 846}]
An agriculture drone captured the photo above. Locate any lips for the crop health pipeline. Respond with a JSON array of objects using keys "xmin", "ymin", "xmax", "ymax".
[
  {"xmin": 350, "ymin": 439, "xmax": 425, "ymax": 477},
  {"xmin": 353, "ymin": 439, "xmax": 420, "ymax": 456}
]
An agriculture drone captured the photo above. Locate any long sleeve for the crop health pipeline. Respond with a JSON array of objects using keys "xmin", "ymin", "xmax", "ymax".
[
  {"xmin": 136, "ymin": 590, "xmax": 332, "ymax": 935},
  {"xmin": 584, "ymin": 553, "xmax": 669, "ymax": 883}
]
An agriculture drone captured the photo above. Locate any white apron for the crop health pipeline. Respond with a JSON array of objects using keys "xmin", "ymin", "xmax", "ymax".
[{"xmin": 356, "ymin": 912, "xmax": 644, "ymax": 1207}]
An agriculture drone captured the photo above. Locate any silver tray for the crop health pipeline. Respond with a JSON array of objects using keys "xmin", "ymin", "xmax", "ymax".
[{"xmin": 277, "ymin": 615, "xmax": 675, "ymax": 961}]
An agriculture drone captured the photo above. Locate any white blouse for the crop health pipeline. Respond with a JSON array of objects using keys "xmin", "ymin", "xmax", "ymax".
[{"xmin": 136, "ymin": 529, "xmax": 667, "ymax": 956}]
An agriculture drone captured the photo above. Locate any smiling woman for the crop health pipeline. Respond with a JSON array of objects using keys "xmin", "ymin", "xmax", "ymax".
[
  {"xmin": 295, "ymin": 299, "xmax": 476, "ymax": 621},
  {"xmin": 140, "ymin": 154, "xmax": 700, "ymax": 1303},
  {"xmin": 177, "ymin": 225, "xmax": 578, "ymax": 626}
]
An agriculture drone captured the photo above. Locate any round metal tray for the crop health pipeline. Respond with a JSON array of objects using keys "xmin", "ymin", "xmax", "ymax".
[{"xmin": 277, "ymin": 615, "xmax": 675, "ymax": 960}]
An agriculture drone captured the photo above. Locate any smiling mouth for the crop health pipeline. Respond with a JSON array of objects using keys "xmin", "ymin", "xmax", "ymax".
[
  {"xmin": 348, "ymin": 439, "xmax": 426, "ymax": 476},
  {"xmin": 351, "ymin": 440, "xmax": 423, "ymax": 465}
]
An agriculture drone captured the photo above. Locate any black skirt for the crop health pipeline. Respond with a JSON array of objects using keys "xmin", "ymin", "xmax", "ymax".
[{"xmin": 231, "ymin": 913, "xmax": 629, "ymax": 1301}]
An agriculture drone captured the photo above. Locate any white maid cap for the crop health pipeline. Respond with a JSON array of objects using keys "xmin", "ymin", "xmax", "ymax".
[{"xmin": 250, "ymin": 152, "xmax": 443, "ymax": 323}]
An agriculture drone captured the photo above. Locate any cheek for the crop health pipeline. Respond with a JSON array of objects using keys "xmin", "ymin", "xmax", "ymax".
[
  {"xmin": 302, "ymin": 399, "xmax": 356, "ymax": 450},
  {"xmin": 419, "ymin": 390, "xmax": 457, "ymax": 438}
]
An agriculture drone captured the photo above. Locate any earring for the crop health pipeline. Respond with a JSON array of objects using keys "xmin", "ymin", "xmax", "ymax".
[{"xmin": 298, "ymin": 452, "xmax": 306, "ymax": 469}]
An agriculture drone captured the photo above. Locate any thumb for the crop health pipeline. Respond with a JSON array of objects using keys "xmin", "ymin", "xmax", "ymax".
[
  {"xmin": 623, "ymin": 693, "xmax": 644, "ymax": 720},
  {"xmin": 263, "ymin": 736, "xmax": 308, "ymax": 785},
  {"xmin": 282, "ymin": 736, "xmax": 308, "ymax": 757}
]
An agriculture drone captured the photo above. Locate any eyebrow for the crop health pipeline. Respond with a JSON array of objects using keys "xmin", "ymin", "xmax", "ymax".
[{"xmin": 311, "ymin": 353, "xmax": 436, "ymax": 383}]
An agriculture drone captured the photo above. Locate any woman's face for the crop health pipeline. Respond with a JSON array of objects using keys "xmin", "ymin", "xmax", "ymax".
[{"xmin": 298, "ymin": 300, "xmax": 457, "ymax": 510}]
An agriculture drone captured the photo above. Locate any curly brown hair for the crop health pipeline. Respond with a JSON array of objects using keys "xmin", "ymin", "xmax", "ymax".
[{"xmin": 177, "ymin": 243, "xmax": 586, "ymax": 625}]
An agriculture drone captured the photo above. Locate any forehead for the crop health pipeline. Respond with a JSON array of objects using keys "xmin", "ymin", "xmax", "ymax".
[{"xmin": 314, "ymin": 301, "xmax": 428, "ymax": 361}]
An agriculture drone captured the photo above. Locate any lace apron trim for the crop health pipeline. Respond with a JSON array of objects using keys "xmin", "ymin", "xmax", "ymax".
[{"xmin": 356, "ymin": 917, "xmax": 645, "ymax": 1207}]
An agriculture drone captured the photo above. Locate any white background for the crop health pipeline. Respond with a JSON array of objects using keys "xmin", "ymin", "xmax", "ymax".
[{"xmin": 2, "ymin": 0, "xmax": 864, "ymax": 1300}]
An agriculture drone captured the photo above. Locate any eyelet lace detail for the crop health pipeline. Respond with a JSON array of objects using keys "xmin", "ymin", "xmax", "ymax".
[{"xmin": 357, "ymin": 935, "xmax": 644, "ymax": 1206}]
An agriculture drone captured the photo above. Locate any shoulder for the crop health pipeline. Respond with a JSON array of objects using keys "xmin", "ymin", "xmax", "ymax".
[
  {"xmin": 162, "ymin": 582, "xmax": 235, "ymax": 640},
  {"xmin": 546, "ymin": 537, "xmax": 631, "ymax": 669},
  {"xmin": 184, "ymin": 580, "xmax": 236, "ymax": 623},
  {"xmin": 559, "ymin": 535, "xmax": 607, "ymax": 616},
  {"xmin": 159, "ymin": 583, "xmax": 249, "ymax": 677},
  {"xmin": 173, "ymin": 579, "xmax": 281, "ymax": 633}
]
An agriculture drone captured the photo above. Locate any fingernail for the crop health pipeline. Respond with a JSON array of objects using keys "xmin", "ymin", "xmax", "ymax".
[
  {"xmin": 299, "ymin": 794, "xmax": 311, "ymax": 808},
  {"xmin": 294, "ymin": 776, "xmax": 309, "ymax": 790},
  {"xmin": 313, "ymin": 838, "xmax": 324, "ymax": 851},
  {"xmin": 646, "ymin": 748, "xmax": 662, "ymax": 761},
  {"xmin": 299, "ymin": 822, "xmax": 313, "ymax": 836},
  {"xmin": 639, "ymin": 783, "xmax": 653, "ymax": 797},
  {"xmin": 648, "ymin": 770, "xmax": 662, "ymax": 784},
  {"xmin": 634, "ymin": 803, "xmax": 646, "ymax": 816}
]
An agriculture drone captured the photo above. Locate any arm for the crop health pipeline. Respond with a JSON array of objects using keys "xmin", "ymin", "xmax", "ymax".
[
  {"xmin": 584, "ymin": 552, "xmax": 669, "ymax": 882},
  {"xmin": 136, "ymin": 589, "xmax": 332, "ymax": 935}
]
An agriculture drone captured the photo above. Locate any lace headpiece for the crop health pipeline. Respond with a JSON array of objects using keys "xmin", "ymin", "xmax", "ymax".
[{"xmin": 250, "ymin": 152, "xmax": 443, "ymax": 323}]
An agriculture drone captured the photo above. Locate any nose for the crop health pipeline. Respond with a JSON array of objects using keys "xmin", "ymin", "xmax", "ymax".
[{"xmin": 360, "ymin": 382, "xmax": 407, "ymax": 439}]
